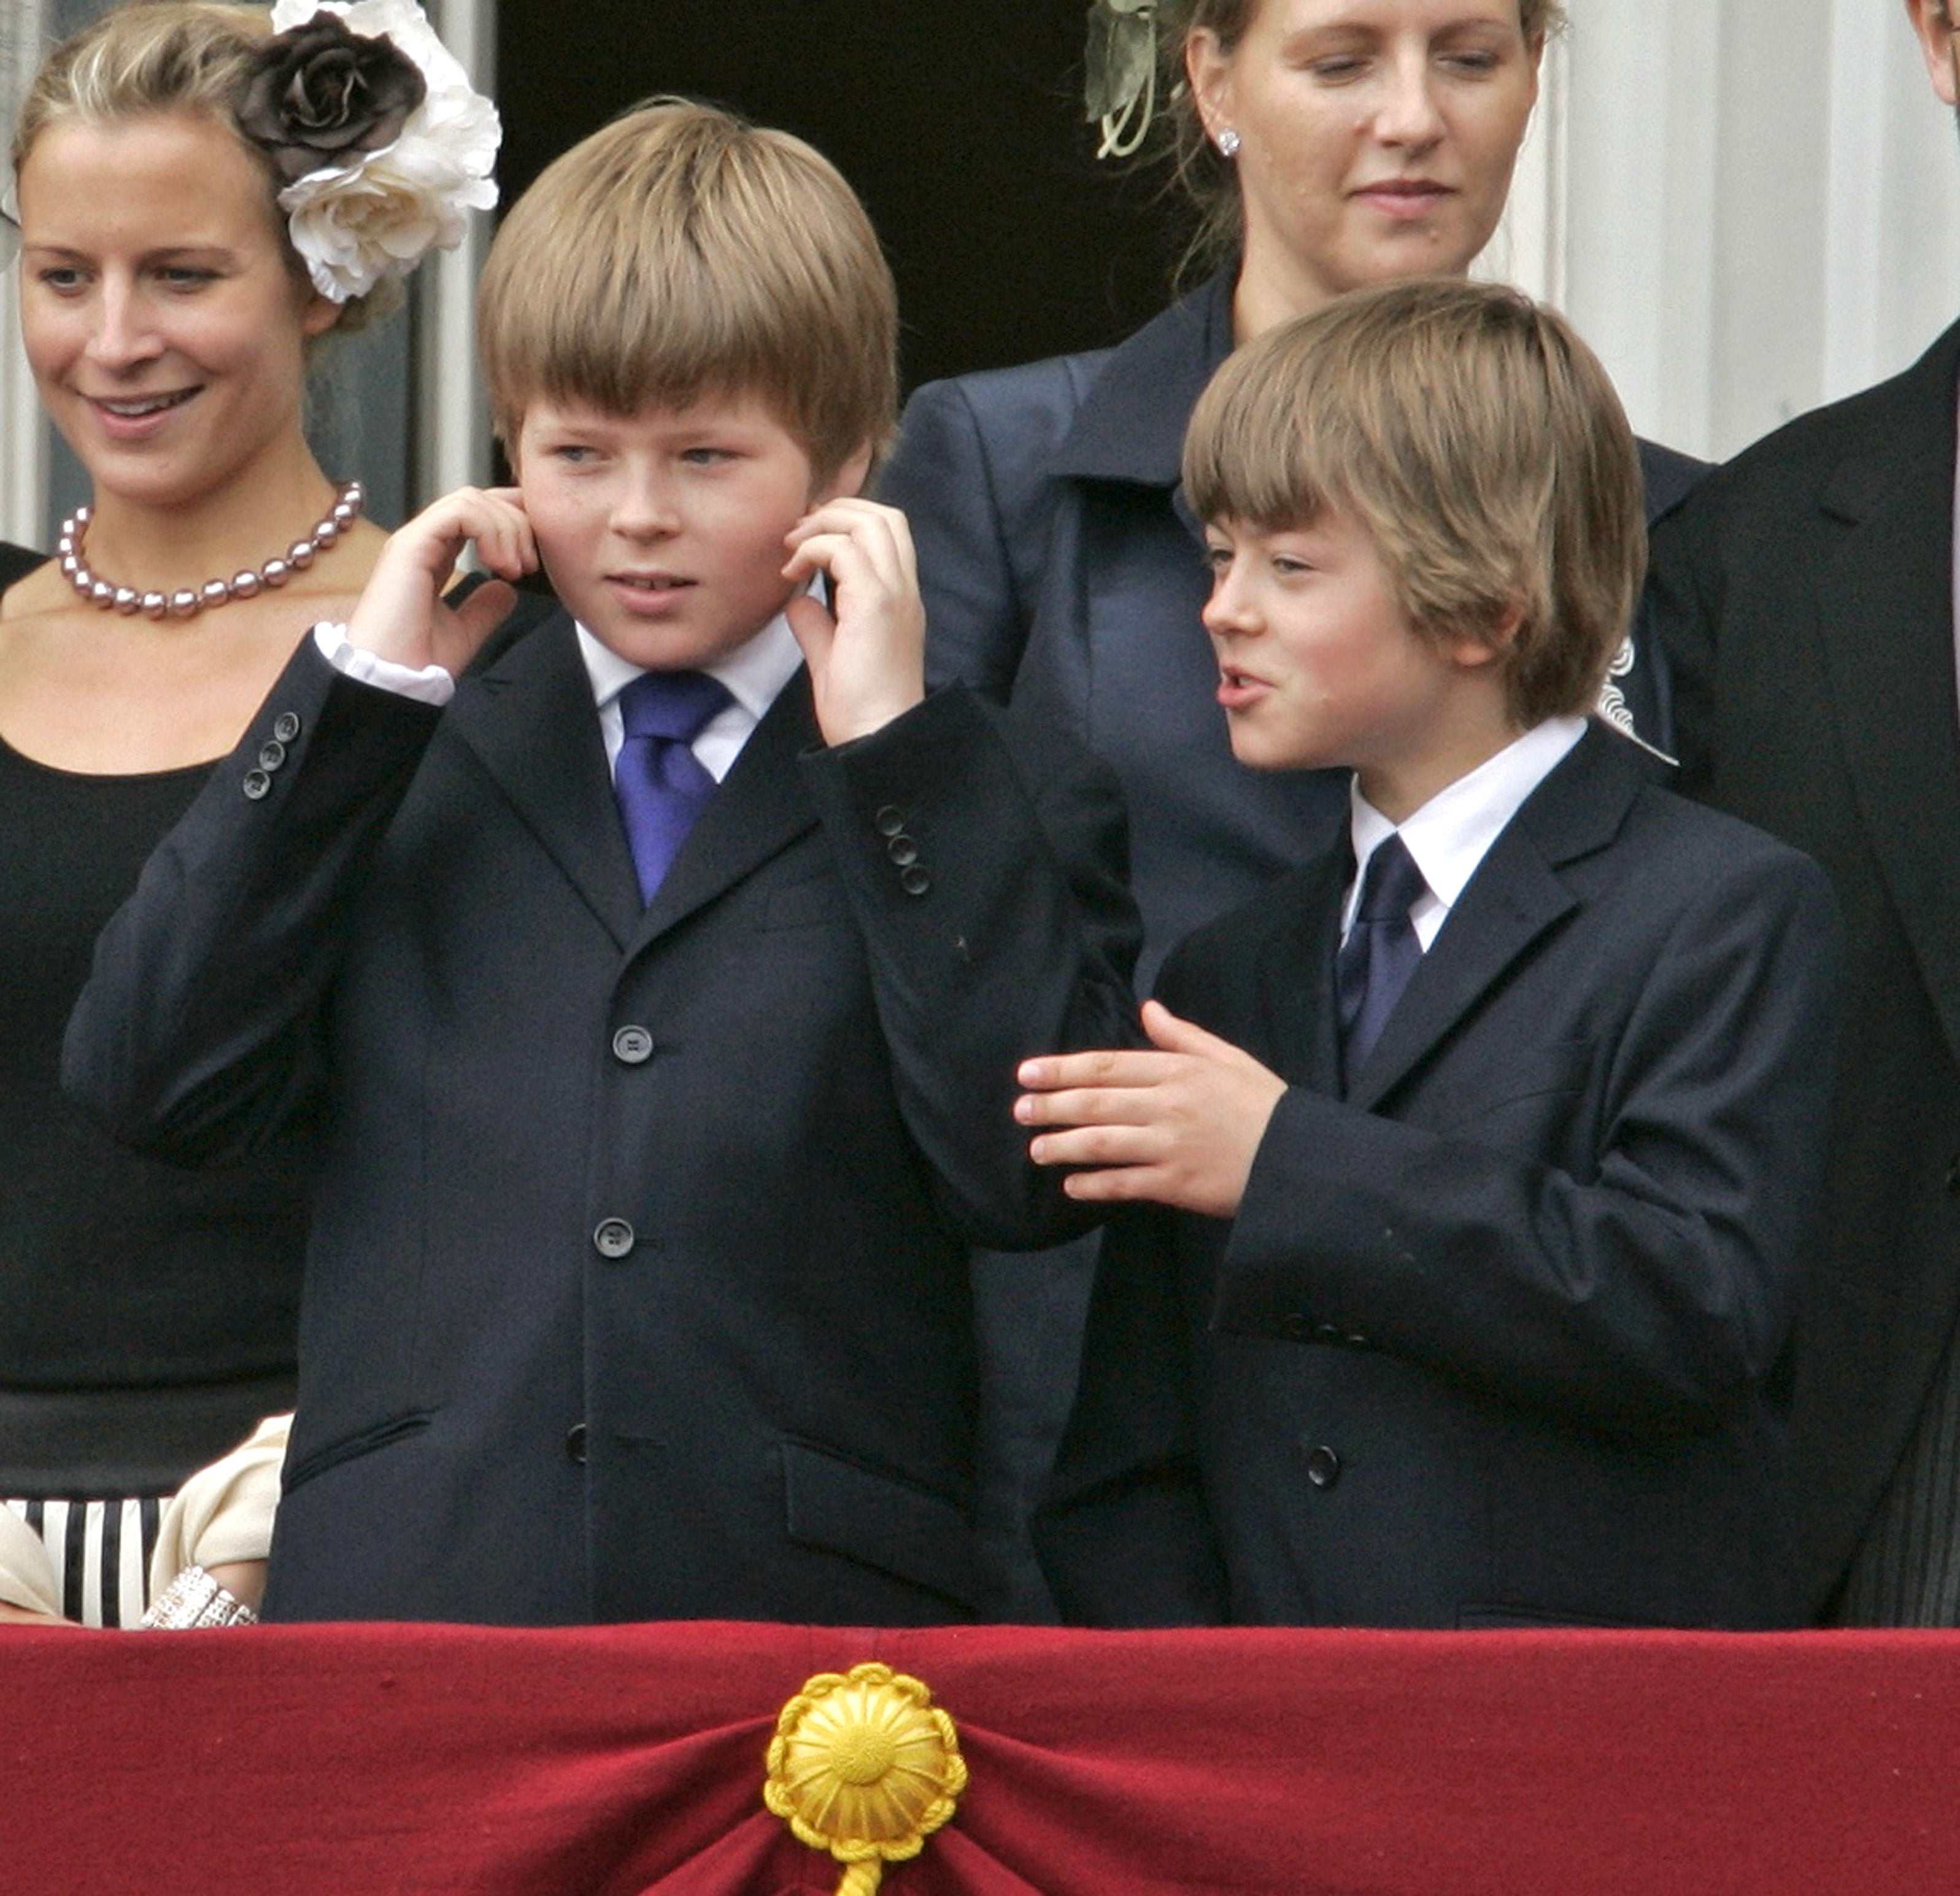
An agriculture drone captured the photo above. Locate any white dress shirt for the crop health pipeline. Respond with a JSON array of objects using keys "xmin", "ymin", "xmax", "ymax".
[
  {"xmin": 577, "ymin": 610, "xmax": 801, "ymax": 782},
  {"xmin": 316, "ymin": 605, "xmax": 804, "ymax": 785},
  {"xmin": 1343, "ymin": 716, "xmax": 1588, "ymax": 951}
]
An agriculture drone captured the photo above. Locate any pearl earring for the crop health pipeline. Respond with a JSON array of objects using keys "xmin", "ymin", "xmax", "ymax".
[{"xmin": 1216, "ymin": 128, "xmax": 1241, "ymax": 158}]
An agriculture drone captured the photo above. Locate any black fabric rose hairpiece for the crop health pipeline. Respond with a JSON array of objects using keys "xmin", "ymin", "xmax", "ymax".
[
  {"xmin": 230, "ymin": 1, "xmax": 499, "ymax": 304},
  {"xmin": 238, "ymin": 10, "xmax": 426, "ymax": 187}
]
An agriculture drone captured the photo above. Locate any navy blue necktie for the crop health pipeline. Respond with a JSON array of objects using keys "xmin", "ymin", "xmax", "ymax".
[
  {"xmin": 614, "ymin": 669, "xmax": 733, "ymax": 904},
  {"xmin": 1335, "ymin": 834, "xmax": 1427, "ymax": 1091}
]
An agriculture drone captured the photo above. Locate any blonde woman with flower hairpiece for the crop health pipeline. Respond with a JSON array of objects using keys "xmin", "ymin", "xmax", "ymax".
[{"xmin": 0, "ymin": 0, "xmax": 497, "ymax": 1629}]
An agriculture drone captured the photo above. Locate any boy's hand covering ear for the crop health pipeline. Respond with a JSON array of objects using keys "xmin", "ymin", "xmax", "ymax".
[
  {"xmin": 782, "ymin": 497, "xmax": 926, "ymax": 745},
  {"xmin": 347, "ymin": 486, "xmax": 536, "ymax": 678},
  {"xmin": 1014, "ymin": 1000, "xmax": 1287, "ymax": 1220}
]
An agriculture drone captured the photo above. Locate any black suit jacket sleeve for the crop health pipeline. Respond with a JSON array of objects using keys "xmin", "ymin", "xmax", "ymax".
[
  {"xmin": 800, "ymin": 682, "xmax": 1142, "ymax": 1248},
  {"xmin": 64, "ymin": 638, "xmax": 441, "ymax": 1164}
]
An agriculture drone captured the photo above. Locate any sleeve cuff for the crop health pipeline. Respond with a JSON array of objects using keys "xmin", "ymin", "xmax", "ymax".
[{"xmin": 313, "ymin": 622, "xmax": 456, "ymax": 706}]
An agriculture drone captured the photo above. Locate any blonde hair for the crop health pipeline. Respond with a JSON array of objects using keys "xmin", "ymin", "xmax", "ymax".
[
  {"xmin": 1160, "ymin": 0, "xmax": 1564, "ymax": 273},
  {"xmin": 477, "ymin": 98, "xmax": 896, "ymax": 483},
  {"xmin": 12, "ymin": 1, "xmax": 389, "ymax": 331},
  {"xmin": 1183, "ymin": 277, "xmax": 1643, "ymax": 727}
]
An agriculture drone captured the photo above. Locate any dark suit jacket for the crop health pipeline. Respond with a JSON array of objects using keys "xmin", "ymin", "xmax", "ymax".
[
  {"xmin": 1038, "ymin": 722, "xmax": 1840, "ymax": 1630},
  {"xmin": 64, "ymin": 612, "xmax": 1139, "ymax": 1626},
  {"xmin": 881, "ymin": 268, "xmax": 1706, "ymax": 987},
  {"xmin": 1645, "ymin": 319, "xmax": 1960, "ymax": 1615}
]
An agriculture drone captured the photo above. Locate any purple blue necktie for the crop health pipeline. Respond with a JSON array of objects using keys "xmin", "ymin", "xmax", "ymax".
[{"xmin": 614, "ymin": 668, "xmax": 733, "ymax": 904}]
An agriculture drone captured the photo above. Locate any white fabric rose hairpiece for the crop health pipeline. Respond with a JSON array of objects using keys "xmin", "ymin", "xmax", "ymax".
[{"xmin": 243, "ymin": 0, "xmax": 500, "ymax": 303}]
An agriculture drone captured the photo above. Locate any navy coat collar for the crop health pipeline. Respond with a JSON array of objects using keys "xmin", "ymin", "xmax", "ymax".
[
  {"xmin": 1046, "ymin": 268, "xmax": 1701, "ymax": 531},
  {"xmin": 1050, "ymin": 268, "xmax": 1236, "ymax": 489}
]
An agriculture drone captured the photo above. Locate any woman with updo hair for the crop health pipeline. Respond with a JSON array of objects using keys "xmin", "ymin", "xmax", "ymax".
[
  {"xmin": 0, "ymin": 0, "xmax": 495, "ymax": 1627},
  {"xmin": 885, "ymin": 0, "xmax": 1697, "ymax": 988}
]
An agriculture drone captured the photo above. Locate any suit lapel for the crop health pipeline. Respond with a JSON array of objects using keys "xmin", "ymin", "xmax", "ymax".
[
  {"xmin": 1811, "ymin": 326, "xmax": 1960, "ymax": 1053},
  {"xmin": 1347, "ymin": 727, "xmax": 1630, "ymax": 1112},
  {"xmin": 445, "ymin": 611, "xmax": 644, "ymax": 950},
  {"xmin": 448, "ymin": 613, "xmax": 822, "ymax": 953},
  {"xmin": 629, "ymin": 665, "xmax": 822, "ymax": 953}
]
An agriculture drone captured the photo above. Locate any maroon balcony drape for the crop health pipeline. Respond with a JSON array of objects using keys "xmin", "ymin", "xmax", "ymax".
[{"xmin": 9, "ymin": 1622, "xmax": 1959, "ymax": 1894}]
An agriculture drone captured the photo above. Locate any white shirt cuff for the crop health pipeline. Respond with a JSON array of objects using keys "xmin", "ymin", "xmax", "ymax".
[{"xmin": 313, "ymin": 622, "xmax": 456, "ymax": 706}]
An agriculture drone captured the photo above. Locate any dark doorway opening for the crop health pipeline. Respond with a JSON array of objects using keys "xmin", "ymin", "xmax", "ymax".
[{"xmin": 494, "ymin": 3, "xmax": 1183, "ymax": 395}]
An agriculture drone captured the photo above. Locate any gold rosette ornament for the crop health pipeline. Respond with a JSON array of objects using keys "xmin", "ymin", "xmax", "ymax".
[{"xmin": 764, "ymin": 1662, "xmax": 968, "ymax": 1894}]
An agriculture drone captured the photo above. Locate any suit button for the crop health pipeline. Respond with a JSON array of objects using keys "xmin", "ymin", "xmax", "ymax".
[
  {"xmin": 272, "ymin": 711, "xmax": 303, "ymax": 744},
  {"xmin": 241, "ymin": 769, "xmax": 271, "ymax": 800},
  {"xmin": 612, "ymin": 1025, "xmax": 653, "ymax": 1065},
  {"xmin": 874, "ymin": 805, "xmax": 906, "ymax": 838},
  {"xmin": 1345, "ymin": 1332, "xmax": 1372, "ymax": 1350},
  {"xmin": 1306, "ymin": 1445, "xmax": 1342, "ymax": 1489},
  {"xmin": 565, "ymin": 1424, "xmax": 588, "ymax": 1465},
  {"xmin": 1280, "ymin": 1312, "xmax": 1313, "ymax": 1339},
  {"xmin": 886, "ymin": 834, "xmax": 920, "ymax": 866},
  {"xmin": 899, "ymin": 865, "xmax": 931, "ymax": 897},
  {"xmin": 257, "ymin": 739, "xmax": 287, "ymax": 772},
  {"xmin": 1313, "ymin": 1321, "xmax": 1341, "ymax": 1344},
  {"xmin": 593, "ymin": 1218, "xmax": 635, "ymax": 1259}
]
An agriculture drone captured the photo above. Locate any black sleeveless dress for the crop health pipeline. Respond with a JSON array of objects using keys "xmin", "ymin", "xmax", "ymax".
[{"xmin": 0, "ymin": 543, "xmax": 314, "ymax": 1622}]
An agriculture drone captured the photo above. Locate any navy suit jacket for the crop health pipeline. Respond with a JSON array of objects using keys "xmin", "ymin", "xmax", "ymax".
[
  {"xmin": 64, "ymin": 611, "xmax": 1139, "ymax": 1625},
  {"xmin": 881, "ymin": 269, "xmax": 1705, "ymax": 986},
  {"xmin": 1038, "ymin": 723, "xmax": 1841, "ymax": 1630},
  {"xmin": 1646, "ymin": 318, "xmax": 1960, "ymax": 1614}
]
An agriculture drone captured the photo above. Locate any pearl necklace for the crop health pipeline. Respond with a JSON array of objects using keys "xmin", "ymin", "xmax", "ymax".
[{"xmin": 59, "ymin": 480, "xmax": 366, "ymax": 619}]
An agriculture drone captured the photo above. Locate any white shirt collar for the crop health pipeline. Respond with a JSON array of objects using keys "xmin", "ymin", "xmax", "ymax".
[
  {"xmin": 575, "ymin": 607, "xmax": 803, "ymax": 722},
  {"xmin": 576, "ymin": 608, "xmax": 804, "ymax": 782},
  {"xmin": 1346, "ymin": 715, "xmax": 1588, "ymax": 948}
]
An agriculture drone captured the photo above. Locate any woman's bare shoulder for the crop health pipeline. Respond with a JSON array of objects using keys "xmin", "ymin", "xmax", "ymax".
[{"xmin": 0, "ymin": 555, "xmax": 59, "ymax": 623}]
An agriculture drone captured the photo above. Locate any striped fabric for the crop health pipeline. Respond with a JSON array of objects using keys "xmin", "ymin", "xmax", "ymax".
[
  {"xmin": 4, "ymin": 1495, "xmax": 163, "ymax": 1629},
  {"xmin": 1838, "ymin": 1315, "xmax": 1960, "ymax": 1625}
]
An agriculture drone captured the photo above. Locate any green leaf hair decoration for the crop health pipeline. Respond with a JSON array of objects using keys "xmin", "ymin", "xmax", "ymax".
[{"xmin": 1085, "ymin": 0, "xmax": 1158, "ymax": 160}]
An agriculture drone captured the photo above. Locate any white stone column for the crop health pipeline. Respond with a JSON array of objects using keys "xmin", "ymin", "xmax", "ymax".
[
  {"xmin": 415, "ymin": 0, "xmax": 498, "ymax": 501},
  {"xmin": 1500, "ymin": 0, "xmax": 1960, "ymax": 462},
  {"xmin": 0, "ymin": 0, "xmax": 49, "ymax": 548}
]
